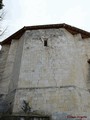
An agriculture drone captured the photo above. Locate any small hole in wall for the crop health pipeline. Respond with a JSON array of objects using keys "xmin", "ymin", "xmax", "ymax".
[
  {"xmin": 87, "ymin": 59, "xmax": 90, "ymax": 64},
  {"xmin": 0, "ymin": 94, "xmax": 3, "ymax": 98},
  {"xmin": 44, "ymin": 39, "xmax": 48, "ymax": 47},
  {"xmin": 26, "ymin": 47, "xmax": 29, "ymax": 49}
]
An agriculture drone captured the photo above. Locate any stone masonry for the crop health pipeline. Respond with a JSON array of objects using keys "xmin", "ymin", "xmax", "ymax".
[{"xmin": 0, "ymin": 24, "xmax": 90, "ymax": 119}]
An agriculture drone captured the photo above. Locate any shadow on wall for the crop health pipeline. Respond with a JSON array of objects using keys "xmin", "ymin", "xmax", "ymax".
[
  {"xmin": 0, "ymin": 94, "xmax": 12, "ymax": 114},
  {"xmin": 0, "ymin": 115, "xmax": 50, "ymax": 120}
]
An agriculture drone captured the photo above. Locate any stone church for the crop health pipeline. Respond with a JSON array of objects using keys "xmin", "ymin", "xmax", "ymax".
[{"xmin": 0, "ymin": 23, "xmax": 90, "ymax": 119}]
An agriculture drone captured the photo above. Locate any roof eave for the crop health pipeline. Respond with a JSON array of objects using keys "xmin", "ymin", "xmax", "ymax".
[
  {"xmin": 1, "ymin": 23, "xmax": 90, "ymax": 45},
  {"xmin": 0, "ymin": 27, "xmax": 25, "ymax": 45}
]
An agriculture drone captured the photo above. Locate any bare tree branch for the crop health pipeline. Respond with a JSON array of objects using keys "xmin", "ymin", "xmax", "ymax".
[
  {"xmin": 0, "ymin": 0, "xmax": 7, "ymax": 37},
  {"xmin": 0, "ymin": 10, "xmax": 5, "ymax": 21},
  {"xmin": 0, "ymin": 26, "xmax": 7, "ymax": 36}
]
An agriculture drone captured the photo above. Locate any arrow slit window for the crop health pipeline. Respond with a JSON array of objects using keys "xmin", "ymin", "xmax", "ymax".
[{"xmin": 44, "ymin": 39, "xmax": 48, "ymax": 47}]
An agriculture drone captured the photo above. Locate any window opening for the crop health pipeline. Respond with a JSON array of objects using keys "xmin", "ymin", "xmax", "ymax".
[{"xmin": 44, "ymin": 39, "xmax": 48, "ymax": 46}]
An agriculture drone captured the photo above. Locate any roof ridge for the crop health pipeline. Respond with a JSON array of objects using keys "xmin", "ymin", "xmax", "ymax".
[{"xmin": 1, "ymin": 23, "xmax": 90, "ymax": 45}]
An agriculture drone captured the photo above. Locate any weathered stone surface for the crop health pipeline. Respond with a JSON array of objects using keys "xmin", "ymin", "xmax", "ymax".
[
  {"xmin": 12, "ymin": 29, "xmax": 90, "ymax": 116},
  {"xmin": 1, "ymin": 28, "xmax": 90, "ymax": 119},
  {"xmin": 0, "ymin": 45, "xmax": 10, "ymax": 92}
]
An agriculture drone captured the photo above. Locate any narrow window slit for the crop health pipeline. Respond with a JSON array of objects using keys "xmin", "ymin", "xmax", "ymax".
[
  {"xmin": 44, "ymin": 40, "xmax": 48, "ymax": 46},
  {"xmin": 87, "ymin": 59, "xmax": 90, "ymax": 92}
]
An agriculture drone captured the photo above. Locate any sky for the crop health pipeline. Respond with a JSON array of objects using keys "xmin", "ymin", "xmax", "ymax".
[{"xmin": 0, "ymin": 0, "xmax": 90, "ymax": 41}]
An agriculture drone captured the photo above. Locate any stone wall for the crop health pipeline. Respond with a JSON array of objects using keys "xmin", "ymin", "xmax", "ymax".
[
  {"xmin": 1, "ymin": 28, "xmax": 90, "ymax": 119},
  {"xmin": 0, "ymin": 44, "xmax": 10, "ymax": 94},
  {"xmin": 11, "ymin": 28, "xmax": 90, "ymax": 118},
  {"xmin": 0, "ymin": 44, "xmax": 10, "ymax": 112}
]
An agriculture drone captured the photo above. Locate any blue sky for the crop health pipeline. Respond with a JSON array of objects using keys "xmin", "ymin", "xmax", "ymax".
[{"xmin": 1, "ymin": 0, "xmax": 90, "ymax": 41}]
